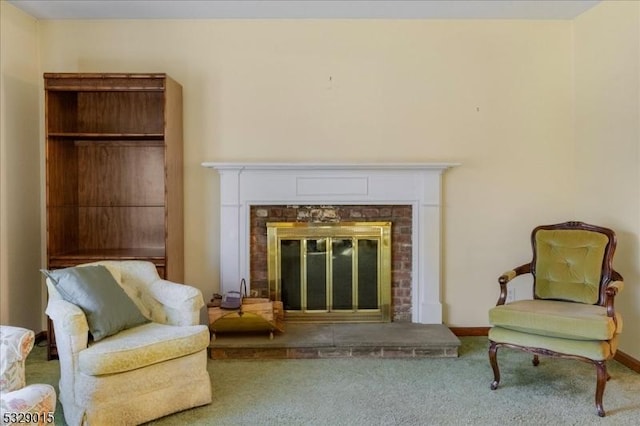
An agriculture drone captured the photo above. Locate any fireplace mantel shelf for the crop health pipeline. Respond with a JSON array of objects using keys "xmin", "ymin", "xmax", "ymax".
[
  {"xmin": 202, "ymin": 161, "xmax": 459, "ymax": 324},
  {"xmin": 202, "ymin": 162, "xmax": 459, "ymax": 172}
]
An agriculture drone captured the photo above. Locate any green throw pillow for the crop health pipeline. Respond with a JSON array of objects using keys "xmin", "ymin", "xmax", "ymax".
[{"xmin": 42, "ymin": 265, "xmax": 149, "ymax": 341}]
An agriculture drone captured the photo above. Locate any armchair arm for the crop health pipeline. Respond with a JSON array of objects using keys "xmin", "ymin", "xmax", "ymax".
[
  {"xmin": 0, "ymin": 326, "xmax": 33, "ymax": 364},
  {"xmin": 45, "ymin": 299, "xmax": 89, "ymax": 354},
  {"xmin": 0, "ymin": 384, "xmax": 57, "ymax": 416},
  {"xmin": 146, "ymin": 279, "xmax": 204, "ymax": 326},
  {"xmin": 496, "ymin": 263, "xmax": 531, "ymax": 306},
  {"xmin": 605, "ymin": 279, "xmax": 624, "ymax": 319},
  {"xmin": 0, "ymin": 326, "xmax": 34, "ymax": 393},
  {"xmin": 114, "ymin": 261, "xmax": 203, "ymax": 325},
  {"xmin": 607, "ymin": 280, "xmax": 624, "ymax": 294}
]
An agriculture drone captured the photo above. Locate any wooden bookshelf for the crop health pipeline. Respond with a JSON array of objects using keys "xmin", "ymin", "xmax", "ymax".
[{"xmin": 44, "ymin": 73, "xmax": 184, "ymax": 359}]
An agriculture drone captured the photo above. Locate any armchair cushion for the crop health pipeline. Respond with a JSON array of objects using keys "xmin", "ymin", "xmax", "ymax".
[
  {"xmin": 42, "ymin": 265, "xmax": 149, "ymax": 341},
  {"xmin": 488, "ymin": 326, "xmax": 618, "ymax": 361},
  {"xmin": 79, "ymin": 322, "xmax": 209, "ymax": 376},
  {"xmin": 489, "ymin": 300, "xmax": 622, "ymax": 341},
  {"xmin": 534, "ymin": 229, "xmax": 608, "ymax": 304}
]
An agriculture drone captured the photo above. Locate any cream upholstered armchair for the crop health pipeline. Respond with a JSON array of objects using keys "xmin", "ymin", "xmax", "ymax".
[
  {"xmin": 44, "ymin": 260, "xmax": 211, "ymax": 425},
  {"xmin": 0, "ymin": 326, "xmax": 57, "ymax": 424},
  {"xmin": 488, "ymin": 221, "xmax": 624, "ymax": 417}
]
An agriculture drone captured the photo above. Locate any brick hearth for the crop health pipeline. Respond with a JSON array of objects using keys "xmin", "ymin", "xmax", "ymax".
[{"xmin": 209, "ymin": 323, "xmax": 461, "ymax": 359}]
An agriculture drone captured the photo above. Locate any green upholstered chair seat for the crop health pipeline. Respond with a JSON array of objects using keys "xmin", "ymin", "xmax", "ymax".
[
  {"xmin": 488, "ymin": 326, "xmax": 618, "ymax": 361},
  {"xmin": 489, "ymin": 299, "xmax": 622, "ymax": 341}
]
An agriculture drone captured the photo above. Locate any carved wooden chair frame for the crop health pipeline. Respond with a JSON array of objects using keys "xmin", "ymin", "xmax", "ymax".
[{"xmin": 489, "ymin": 221, "xmax": 622, "ymax": 417}]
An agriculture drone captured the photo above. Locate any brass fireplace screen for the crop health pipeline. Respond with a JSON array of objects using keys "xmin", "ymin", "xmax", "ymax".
[{"xmin": 267, "ymin": 222, "xmax": 391, "ymax": 322}]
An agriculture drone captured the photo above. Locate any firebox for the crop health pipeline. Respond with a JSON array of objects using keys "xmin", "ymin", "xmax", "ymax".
[{"xmin": 267, "ymin": 222, "xmax": 392, "ymax": 322}]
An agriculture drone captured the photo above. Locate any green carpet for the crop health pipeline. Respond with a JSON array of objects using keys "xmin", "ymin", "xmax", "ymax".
[{"xmin": 27, "ymin": 337, "xmax": 639, "ymax": 425}]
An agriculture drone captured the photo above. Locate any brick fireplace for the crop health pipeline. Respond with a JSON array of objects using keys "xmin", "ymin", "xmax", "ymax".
[{"xmin": 201, "ymin": 162, "xmax": 458, "ymax": 324}]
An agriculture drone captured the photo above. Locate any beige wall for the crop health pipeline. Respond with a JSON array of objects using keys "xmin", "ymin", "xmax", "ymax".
[
  {"xmin": 37, "ymin": 18, "xmax": 575, "ymax": 327},
  {"xmin": 0, "ymin": 1, "xmax": 43, "ymax": 330},
  {"xmin": 2, "ymin": 1, "xmax": 638, "ymax": 359},
  {"xmin": 574, "ymin": 0, "xmax": 640, "ymax": 358}
]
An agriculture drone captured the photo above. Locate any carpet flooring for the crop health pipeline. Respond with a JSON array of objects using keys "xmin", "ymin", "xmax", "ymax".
[{"xmin": 27, "ymin": 337, "xmax": 639, "ymax": 425}]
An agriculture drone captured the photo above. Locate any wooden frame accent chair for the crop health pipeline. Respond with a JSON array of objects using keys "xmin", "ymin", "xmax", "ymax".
[{"xmin": 488, "ymin": 221, "xmax": 624, "ymax": 417}]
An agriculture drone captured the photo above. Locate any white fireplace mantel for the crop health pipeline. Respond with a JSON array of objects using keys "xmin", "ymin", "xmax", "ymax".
[{"xmin": 201, "ymin": 162, "xmax": 459, "ymax": 324}]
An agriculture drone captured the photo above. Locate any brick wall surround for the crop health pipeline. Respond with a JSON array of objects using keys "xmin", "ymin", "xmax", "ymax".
[{"xmin": 250, "ymin": 205, "xmax": 413, "ymax": 321}]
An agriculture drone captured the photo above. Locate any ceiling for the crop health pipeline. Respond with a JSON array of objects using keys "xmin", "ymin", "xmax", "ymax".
[{"xmin": 9, "ymin": 0, "xmax": 601, "ymax": 20}]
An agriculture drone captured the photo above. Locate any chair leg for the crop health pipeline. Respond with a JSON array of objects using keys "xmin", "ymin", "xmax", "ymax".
[
  {"xmin": 489, "ymin": 341, "xmax": 500, "ymax": 390},
  {"xmin": 595, "ymin": 361, "xmax": 608, "ymax": 417},
  {"xmin": 532, "ymin": 354, "xmax": 540, "ymax": 366}
]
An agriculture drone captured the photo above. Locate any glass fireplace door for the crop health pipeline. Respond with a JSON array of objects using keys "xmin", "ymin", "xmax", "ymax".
[{"xmin": 268, "ymin": 222, "xmax": 391, "ymax": 322}]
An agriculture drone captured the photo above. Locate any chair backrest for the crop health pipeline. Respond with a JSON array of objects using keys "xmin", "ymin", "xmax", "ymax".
[{"xmin": 531, "ymin": 221, "xmax": 616, "ymax": 305}]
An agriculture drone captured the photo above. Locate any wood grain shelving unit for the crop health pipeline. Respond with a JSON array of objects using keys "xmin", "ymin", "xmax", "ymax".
[{"xmin": 44, "ymin": 73, "xmax": 184, "ymax": 359}]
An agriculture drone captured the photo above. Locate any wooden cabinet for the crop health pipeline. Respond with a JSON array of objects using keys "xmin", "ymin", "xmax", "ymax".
[{"xmin": 44, "ymin": 73, "xmax": 184, "ymax": 358}]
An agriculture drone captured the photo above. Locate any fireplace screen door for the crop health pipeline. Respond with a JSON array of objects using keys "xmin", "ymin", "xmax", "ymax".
[{"xmin": 267, "ymin": 222, "xmax": 391, "ymax": 322}]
